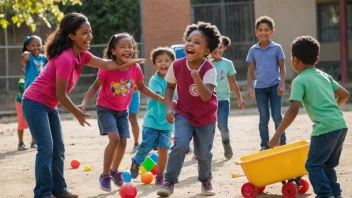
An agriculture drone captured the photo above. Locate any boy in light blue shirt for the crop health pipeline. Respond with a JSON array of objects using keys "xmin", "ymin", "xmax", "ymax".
[
  {"xmin": 269, "ymin": 36, "xmax": 348, "ymax": 198},
  {"xmin": 246, "ymin": 16, "xmax": 286, "ymax": 151},
  {"xmin": 130, "ymin": 47, "xmax": 176, "ymax": 185}
]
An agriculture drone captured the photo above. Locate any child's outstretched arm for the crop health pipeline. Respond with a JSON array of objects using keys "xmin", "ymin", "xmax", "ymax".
[
  {"xmin": 335, "ymin": 86, "xmax": 349, "ymax": 107},
  {"xmin": 228, "ymin": 75, "xmax": 245, "ymax": 109},
  {"xmin": 86, "ymin": 56, "xmax": 145, "ymax": 70},
  {"xmin": 268, "ymin": 101, "xmax": 301, "ymax": 148},
  {"xmin": 136, "ymin": 80, "xmax": 163, "ymax": 103},
  {"xmin": 165, "ymin": 82, "xmax": 176, "ymax": 124},
  {"xmin": 21, "ymin": 51, "xmax": 30, "ymax": 74},
  {"xmin": 191, "ymin": 70, "xmax": 214, "ymax": 101},
  {"xmin": 79, "ymin": 78, "xmax": 102, "ymax": 111},
  {"xmin": 247, "ymin": 62, "xmax": 256, "ymax": 99},
  {"xmin": 277, "ymin": 59, "xmax": 286, "ymax": 96}
]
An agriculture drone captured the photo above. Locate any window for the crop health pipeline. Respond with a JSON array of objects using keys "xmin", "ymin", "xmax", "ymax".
[{"xmin": 317, "ymin": 2, "xmax": 352, "ymax": 42}]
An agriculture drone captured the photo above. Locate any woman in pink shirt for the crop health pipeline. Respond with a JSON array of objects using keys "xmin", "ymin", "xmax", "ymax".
[{"xmin": 21, "ymin": 13, "xmax": 142, "ymax": 198}]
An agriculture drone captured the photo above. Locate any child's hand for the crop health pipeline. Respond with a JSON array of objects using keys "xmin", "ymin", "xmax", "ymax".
[
  {"xmin": 268, "ymin": 135, "xmax": 280, "ymax": 148},
  {"xmin": 277, "ymin": 84, "xmax": 285, "ymax": 96},
  {"xmin": 248, "ymin": 88, "xmax": 255, "ymax": 99},
  {"xmin": 166, "ymin": 109, "xmax": 175, "ymax": 124},
  {"xmin": 191, "ymin": 70, "xmax": 201, "ymax": 81},
  {"xmin": 237, "ymin": 98, "xmax": 245, "ymax": 109},
  {"xmin": 172, "ymin": 100, "xmax": 177, "ymax": 108},
  {"xmin": 128, "ymin": 58, "xmax": 146, "ymax": 65},
  {"xmin": 77, "ymin": 101, "xmax": 87, "ymax": 112},
  {"xmin": 74, "ymin": 108, "xmax": 91, "ymax": 127}
]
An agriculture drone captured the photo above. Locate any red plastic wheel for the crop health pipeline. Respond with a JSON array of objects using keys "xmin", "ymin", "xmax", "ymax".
[
  {"xmin": 298, "ymin": 178, "xmax": 309, "ymax": 194},
  {"xmin": 241, "ymin": 182, "xmax": 257, "ymax": 198},
  {"xmin": 257, "ymin": 186, "xmax": 266, "ymax": 193},
  {"xmin": 282, "ymin": 182, "xmax": 298, "ymax": 198}
]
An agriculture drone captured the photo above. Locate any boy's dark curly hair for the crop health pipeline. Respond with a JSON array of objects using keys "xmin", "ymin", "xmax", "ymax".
[
  {"xmin": 221, "ymin": 36, "xmax": 231, "ymax": 48},
  {"xmin": 150, "ymin": 47, "xmax": 176, "ymax": 64},
  {"xmin": 291, "ymin": 36, "xmax": 320, "ymax": 65},
  {"xmin": 255, "ymin": 16, "xmax": 275, "ymax": 30},
  {"xmin": 183, "ymin": 21, "xmax": 221, "ymax": 54}
]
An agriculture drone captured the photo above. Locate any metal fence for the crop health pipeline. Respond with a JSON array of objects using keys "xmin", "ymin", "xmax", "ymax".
[{"xmin": 191, "ymin": 0, "xmax": 255, "ymax": 81}]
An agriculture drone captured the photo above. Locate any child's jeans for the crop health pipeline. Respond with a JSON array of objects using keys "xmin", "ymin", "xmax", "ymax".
[
  {"xmin": 255, "ymin": 83, "xmax": 286, "ymax": 147},
  {"xmin": 217, "ymin": 100, "xmax": 230, "ymax": 143},
  {"xmin": 164, "ymin": 114, "xmax": 215, "ymax": 183},
  {"xmin": 133, "ymin": 127, "xmax": 172, "ymax": 164},
  {"xmin": 305, "ymin": 128, "xmax": 347, "ymax": 198},
  {"xmin": 22, "ymin": 98, "xmax": 67, "ymax": 198}
]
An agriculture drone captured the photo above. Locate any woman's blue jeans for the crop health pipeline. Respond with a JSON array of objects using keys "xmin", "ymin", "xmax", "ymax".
[{"xmin": 22, "ymin": 98, "xmax": 66, "ymax": 198}]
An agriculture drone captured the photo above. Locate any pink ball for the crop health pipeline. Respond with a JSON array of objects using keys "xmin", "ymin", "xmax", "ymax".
[{"xmin": 119, "ymin": 183, "xmax": 137, "ymax": 198}]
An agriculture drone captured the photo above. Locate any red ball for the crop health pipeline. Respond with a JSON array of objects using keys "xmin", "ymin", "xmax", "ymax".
[
  {"xmin": 119, "ymin": 183, "xmax": 137, "ymax": 198},
  {"xmin": 151, "ymin": 164, "xmax": 158, "ymax": 175},
  {"xmin": 71, "ymin": 159, "xmax": 80, "ymax": 169}
]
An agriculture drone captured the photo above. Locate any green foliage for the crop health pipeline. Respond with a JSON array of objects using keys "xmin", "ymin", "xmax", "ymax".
[
  {"xmin": 0, "ymin": 0, "xmax": 82, "ymax": 32},
  {"xmin": 61, "ymin": 0, "xmax": 141, "ymax": 43}
]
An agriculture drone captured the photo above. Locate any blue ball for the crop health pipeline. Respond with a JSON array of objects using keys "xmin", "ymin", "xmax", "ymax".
[{"xmin": 122, "ymin": 171, "xmax": 132, "ymax": 183}]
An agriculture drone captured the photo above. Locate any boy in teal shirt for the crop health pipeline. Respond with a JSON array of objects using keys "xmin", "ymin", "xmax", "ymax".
[
  {"xmin": 211, "ymin": 36, "xmax": 244, "ymax": 159},
  {"xmin": 130, "ymin": 47, "xmax": 176, "ymax": 185},
  {"xmin": 269, "ymin": 36, "xmax": 349, "ymax": 198}
]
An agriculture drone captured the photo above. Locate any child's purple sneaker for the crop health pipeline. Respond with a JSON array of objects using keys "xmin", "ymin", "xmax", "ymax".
[
  {"xmin": 110, "ymin": 170, "xmax": 124, "ymax": 186},
  {"xmin": 155, "ymin": 173, "xmax": 164, "ymax": 185},
  {"xmin": 99, "ymin": 174, "xmax": 111, "ymax": 192},
  {"xmin": 130, "ymin": 159, "xmax": 140, "ymax": 179}
]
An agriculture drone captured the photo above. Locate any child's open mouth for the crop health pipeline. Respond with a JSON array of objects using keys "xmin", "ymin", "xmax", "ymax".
[
  {"xmin": 160, "ymin": 66, "xmax": 168, "ymax": 71},
  {"xmin": 186, "ymin": 49, "xmax": 195, "ymax": 55},
  {"xmin": 122, "ymin": 54, "xmax": 131, "ymax": 58}
]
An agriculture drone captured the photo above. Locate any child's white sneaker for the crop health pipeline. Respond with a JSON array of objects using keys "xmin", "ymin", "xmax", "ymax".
[{"xmin": 201, "ymin": 180, "xmax": 215, "ymax": 196}]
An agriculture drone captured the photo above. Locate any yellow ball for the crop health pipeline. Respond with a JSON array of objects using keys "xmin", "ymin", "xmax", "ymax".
[
  {"xmin": 84, "ymin": 165, "xmax": 92, "ymax": 171},
  {"xmin": 232, "ymin": 173, "xmax": 240, "ymax": 178}
]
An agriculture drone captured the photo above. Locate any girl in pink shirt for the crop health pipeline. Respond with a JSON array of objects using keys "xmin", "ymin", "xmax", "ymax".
[
  {"xmin": 22, "ymin": 13, "xmax": 143, "ymax": 198},
  {"xmin": 80, "ymin": 33, "xmax": 163, "ymax": 192}
]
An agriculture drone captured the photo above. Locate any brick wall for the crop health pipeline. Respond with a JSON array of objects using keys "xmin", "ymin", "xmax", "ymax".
[{"xmin": 141, "ymin": 0, "xmax": 191, "ymax": 80}]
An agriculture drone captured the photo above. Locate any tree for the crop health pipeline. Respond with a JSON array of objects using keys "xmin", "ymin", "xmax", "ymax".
[
  {"xmin": 0, "ymin": 0, "xmax": 82, "ymax": 32},
  {"xmin": 61, "ymin": 0, "xmax": 141, "ymax": 43}
]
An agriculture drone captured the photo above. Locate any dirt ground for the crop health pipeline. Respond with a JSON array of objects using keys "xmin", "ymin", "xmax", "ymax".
[{"xmin": 0, "ymin": 110, "xmax": 351, "ymax": 198}]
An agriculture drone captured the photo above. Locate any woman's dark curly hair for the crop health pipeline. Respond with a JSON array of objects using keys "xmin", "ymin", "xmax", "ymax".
[
  {"xmin": 183, "ymin": 21, "xmax": 221, "ymax": 54},
  {"xmin": 103, "ymin": 33, "xmax": 139, "ymax": 60},
  {"xmin": 44, "ymin": 13, "xmax": 88, "ymax": 60}
]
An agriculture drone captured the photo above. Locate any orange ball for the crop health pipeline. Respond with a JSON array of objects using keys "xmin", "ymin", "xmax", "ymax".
[
  {"xmin": 141, "ymin": 172, "xmax": 153, "ymax": 184},
  {"xmin": 71, "ymin": 159, "xmax": 80, "ymax": 169}
]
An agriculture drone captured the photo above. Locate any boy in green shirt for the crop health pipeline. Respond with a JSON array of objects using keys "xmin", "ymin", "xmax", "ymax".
[{"xmin": 269, "ymin": 36, "xmax": 349, "ymax": 198}]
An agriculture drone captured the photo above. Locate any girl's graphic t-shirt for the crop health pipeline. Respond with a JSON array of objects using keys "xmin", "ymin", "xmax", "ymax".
[
  {"xmin": 24, "ymin": 54, "xmax": 47, "ymax": 89},
  {"xmin": 97, "ymin": 64, "xmax": 144, "ymax": 112}
]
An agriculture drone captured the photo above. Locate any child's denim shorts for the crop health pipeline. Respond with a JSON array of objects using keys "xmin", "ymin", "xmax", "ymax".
[
  {"xmin": 142, "ymin": 127, "xmax": 173, "ymax": 150},
  {"xmin": 97, "ymin": 105, "xmax": 130, "ymax": 138}
]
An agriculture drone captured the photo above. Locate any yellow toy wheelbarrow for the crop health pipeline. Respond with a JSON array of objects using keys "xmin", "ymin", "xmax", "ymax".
[{"xmin": 235, "ymin": 140, "xmax": 310, "ymax": 198}]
